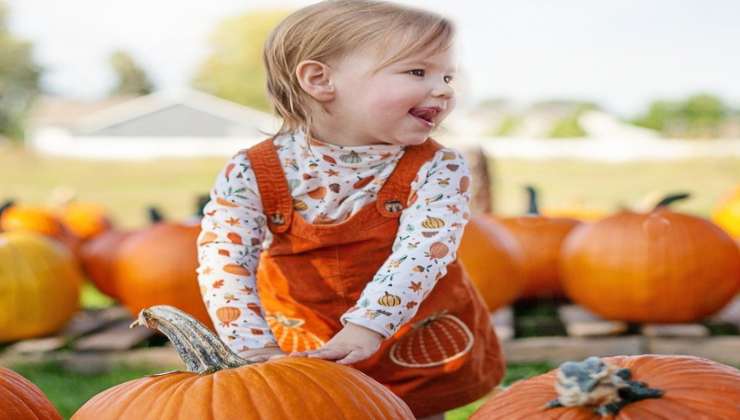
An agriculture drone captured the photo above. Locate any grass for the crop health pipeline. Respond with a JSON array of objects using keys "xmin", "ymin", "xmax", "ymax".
[
  {"xmin": 2, "ymin": 146, "xmax": 738, "ymax": 228},
  {"xmin": 12, "ymin": 362, "xmax": 163, "ymax": 419},
  {"xmin": 10, "ymin": 361, "xmax": 553, "ymax": 419}
]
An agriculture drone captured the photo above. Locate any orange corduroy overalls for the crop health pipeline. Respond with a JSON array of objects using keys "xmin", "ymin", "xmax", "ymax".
[{"xmin": 247, "ymin": 137, "xmax": 504, "ymax": 417}]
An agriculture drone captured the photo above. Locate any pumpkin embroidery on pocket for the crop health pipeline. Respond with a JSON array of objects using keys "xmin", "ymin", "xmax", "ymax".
[
  {"xmin": 389, "ymin": 312, "xmax": 474, "ymax": 368},
  {"xmin": 266, "ymin": 312, "xmax": 325, "ymax": 352}
]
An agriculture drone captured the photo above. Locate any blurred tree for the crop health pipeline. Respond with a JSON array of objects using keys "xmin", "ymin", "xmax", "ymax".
[
  {"xmin": 108, "ymin": 49, "xmax": 154, "ymax": 97},
  {"xmin": 632, "ymin": 93, "xmax": 732, "ymax": 139},
  {"xmin": 547, "ymin": 113, "xmax": 587, "ymax": 138},
  {"xmin": 0, "ymin": 0, "xmax": 42, "ymax": 142},
  {"xmin": 192, "ymin": 9, "xmax": 291, "ymax": 112}
]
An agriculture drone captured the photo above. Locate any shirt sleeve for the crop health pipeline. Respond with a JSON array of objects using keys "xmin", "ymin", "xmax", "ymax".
[
  {"xmin": 340, "ymin": 148, "xmax": 472, "ymax": 338},
  {"xmin": 196, "ymin": 150, "xmax": 278, "ymax": 352}
]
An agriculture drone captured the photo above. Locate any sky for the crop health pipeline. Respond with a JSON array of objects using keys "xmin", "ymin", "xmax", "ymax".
[{"xmin": 6, "ymin": 0, "xmax": 740, "ymax": 117}]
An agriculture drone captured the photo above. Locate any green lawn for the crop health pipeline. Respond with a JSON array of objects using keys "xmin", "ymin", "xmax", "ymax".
[
  {"xmin": 11, "ymin": 361, "xmax": 553, "ymax": 419},
  {"xmin": 2, "ymin": 145, "xmax": 737, "ymax": 228}
]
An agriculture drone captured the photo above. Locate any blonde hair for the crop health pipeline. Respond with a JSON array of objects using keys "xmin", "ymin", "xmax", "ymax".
[{"xmin": 263, "ymin": 0, "xmax": 455, "ymax": 137}]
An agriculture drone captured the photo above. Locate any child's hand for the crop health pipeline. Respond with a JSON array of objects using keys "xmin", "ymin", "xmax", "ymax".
[
  {"xmin": 238, "ymin": 345, "xmax": 287, "ymax": 363},
  {"xmin": 291, "ymin": 322, "xmax": 383, "ymax": 365}
]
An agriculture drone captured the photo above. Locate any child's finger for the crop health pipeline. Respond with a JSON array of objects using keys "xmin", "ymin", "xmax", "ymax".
[
  {"xmin": 336, "ymin": 350, "xmax": 367, "ymax": 365},
  {"xmin": 307, "ymin": 347, "xmax": 347, "ymax": 360}
]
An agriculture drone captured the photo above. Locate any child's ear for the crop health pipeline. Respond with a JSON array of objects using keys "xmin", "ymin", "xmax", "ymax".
[{"xmin": 296, "ymin": 60, "xmax": 336, "ymax": 102}]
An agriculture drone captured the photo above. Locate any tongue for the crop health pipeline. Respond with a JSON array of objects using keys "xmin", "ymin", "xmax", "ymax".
[{"xmin": 410, "ymin": 108, "xmax": 432, "ymax": 122}]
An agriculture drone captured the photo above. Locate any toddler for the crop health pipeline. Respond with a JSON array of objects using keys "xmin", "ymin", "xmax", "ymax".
[{"xmin": 197, "ymin": 1, "xmax": 504, "ymax": 418}]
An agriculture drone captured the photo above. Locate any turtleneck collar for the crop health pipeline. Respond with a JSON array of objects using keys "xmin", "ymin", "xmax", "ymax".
[{"xmin": 287, "ymin": 130, "xmax": 404, "ymax": 169}]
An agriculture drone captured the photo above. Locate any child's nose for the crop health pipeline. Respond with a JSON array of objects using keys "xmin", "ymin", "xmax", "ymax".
[{"xmin": 431, "ymin": 79, "xmax": 454, "ymax": 98}]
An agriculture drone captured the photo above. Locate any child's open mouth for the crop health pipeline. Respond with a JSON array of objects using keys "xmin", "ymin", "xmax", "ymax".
[{"xmin": 409, "ymin": 107, "xmax": 439, "ymax": 128}]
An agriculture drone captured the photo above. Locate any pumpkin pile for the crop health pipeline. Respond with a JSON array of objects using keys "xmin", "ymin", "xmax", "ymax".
[{"xmin": 72, "ymin": 305, "xmax": 414, "ymax": 420}]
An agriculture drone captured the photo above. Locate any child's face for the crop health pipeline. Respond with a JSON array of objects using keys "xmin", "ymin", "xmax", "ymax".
[{"xmin": 326, "ymin": 42, "xmax": 457, "ymax": 146}]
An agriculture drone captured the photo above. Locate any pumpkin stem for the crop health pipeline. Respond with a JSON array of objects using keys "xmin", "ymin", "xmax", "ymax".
[
  {"xmin": 0, "ymin": 199, "xmax": 14, "ymax": 217},
  {"xmin": 545, "ymin": 356, "xmax": 663, "ymax": 416},
  {"xmin": 195, "ymin": 194, "xmax": 210, "ymax": 218},
  {"xmin": 525, "ymin": 185, "xmax": 540, "ymax": 215},
  {"xmin": 146, "ymin": 206, "xmax": 164, "ymax": 223},
  {"xmin": 653, "ymin": 193, "xmax": 690, "ymax": 209},
  {"xmin": 130, "ymin": 305, "xmax": 249, "ymax": 374}
]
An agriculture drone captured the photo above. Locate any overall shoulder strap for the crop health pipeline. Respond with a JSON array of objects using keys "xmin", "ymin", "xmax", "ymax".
[
  {"xmin": 246, "ymin": 138, "xmax": 294, "ymax": 233},
  {"xmin": 376, "ymin": 138, "xmax": 443, "ymax": 218}
]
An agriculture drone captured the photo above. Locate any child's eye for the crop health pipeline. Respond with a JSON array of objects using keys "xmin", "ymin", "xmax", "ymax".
[
  {"xmin": 408, "ymin": 69, "xmax": 425, "ymax": 77},
  {"xmin": 444, "ymin": 75, "xmax": 454, "ymax": 84}
]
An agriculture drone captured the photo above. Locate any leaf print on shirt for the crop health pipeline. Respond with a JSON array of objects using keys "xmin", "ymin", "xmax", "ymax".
[{"xmin": 307, "ymin": 186, "xmax": 327, "ymax": 200}]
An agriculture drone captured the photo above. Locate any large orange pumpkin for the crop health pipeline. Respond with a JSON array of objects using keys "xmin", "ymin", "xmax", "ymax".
[
  {"xmin": 72, "ymin": 305, "xmax": 414, "ymax": 420},
  {"xmin": 0, "ymin": 367, "xmax": 62, "ymax": 420},
  {"xmin": 114, "ymin": 221, "xmax": 213, "ymax": 329},
  {"xmin": 712, "ymin": 184, "xmax": 740, "ymax": 239},
  {"xmin": 499, "ymin": 186, "xmax": 581, "ymax": 298},
  {"xmin": 458, "ymin": 215, "xmax": 526, "ymax": 311},
  {"xmin": 0, "ymin": 231, "xmax": 82, "ymax": 342},
  {"xmin": 471, "ymin": 355, "xmax": 740, "ymax": 419},
  {"xmin": 561, "ymin": 194, "xmax": 740, "ymax": 322}
]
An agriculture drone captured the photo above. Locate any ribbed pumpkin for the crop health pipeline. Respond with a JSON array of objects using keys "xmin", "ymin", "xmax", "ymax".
[
  {"xmin": 0, "ymin": 203, "xmax": 82, "ymax": 258},
  {"xmin": 712, "ymin": 185, "xmax": 740, "ymax": 238},
  {"xmin": 458, "ymin": 215, "xmax": 526, "ymax": 311},
  {"xmin": 114, "ymin": 221, "xmax": 213, "ymax": 329},
  {"xmin": 79, "ymin": 208, "xmax": 163, "ymax": 300},
  {"xmin": 471, "ymin": 355, "xmax": 740, "ymax": 419},
  {"xmin": 0, "ymin": 231, "xmax": 82, "ymax": 342},
  {"xmin": 72, "ymin": 305, "xmax": 414, "ymax": 420},
  {"xmin": 561, "ymin": 194, "xmax": 740, "ymax": 322},
  {"xmin": 0, "ymin": 367, "xmax": 62, "ymax": 420},
  {"xmin": 499, "ymin": 186, "xmax": 581, "ymax": 298}
]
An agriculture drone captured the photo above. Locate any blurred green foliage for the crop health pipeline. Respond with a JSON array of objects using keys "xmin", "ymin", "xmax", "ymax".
[
  {"xmin": 632, "ymin": 93, "xmax": 736, "ymax": 138},
  {"xmin": 0, "ymin": 1, "xmax": 42, "ymax": 142},
  {"xmin": 108, "ymin": 50, "xmax": 154, "ymax": 97},
  {"xmin": 191, "ymin": 9, "xmax": 292, "ymax": 112}
]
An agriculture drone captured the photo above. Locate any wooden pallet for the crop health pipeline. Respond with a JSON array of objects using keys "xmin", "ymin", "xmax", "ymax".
[
  {"xmin": 0, "ymin": 306, "xmax": 163, "ymax": 372},
  {"xmin": 492, "ymin": 296, "xmax": 740, "ymax": 365}
]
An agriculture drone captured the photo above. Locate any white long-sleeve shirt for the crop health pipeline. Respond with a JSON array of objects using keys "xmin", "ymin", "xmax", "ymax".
[{"xmin": 197, "ymin": 131, "xmax": 472, "ymax": 352}]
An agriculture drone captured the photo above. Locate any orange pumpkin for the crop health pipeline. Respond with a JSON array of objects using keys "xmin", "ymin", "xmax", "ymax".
[
  {"xmin": 0, "ymin": 203, "xmax": 82, "ymax": 259},
  {"xmin": 561, "ymin": 194, "xmax": 740, "ymax": 322},
  {"xmin": 499, "ymin": 186, "xmax": 581, "ymax": 298},
  {"xmin": 58, "ymin": 201, "xmax": 113, "ymax": 241},
  {"xmin": 0, "ymin": 367, "xmax": 62, "ymax": 420},
  {"xmin": 458, "ymin": 215, "xmax": 526, "ymax": 311},
  {"xmin": 712, "ymin": 184, "xmax": 740, "ymax": 238},
  {"xmin": 79, "ymin": 207, "xmax": 163, "ymax": 300},
  {"xmin": 0, "ymin": 231, "xmax": 82, "ymax": 342},
  {"xmin": 73, "ymin": 305, "xmax": 414, "ymax": 420},
  {"xmin": 471, "ymin": 355, "xmax": 740, "ymax": 419},
  {"xmin": 114, "ymin": 221, "xmax": 213, "ymax": 329}
]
